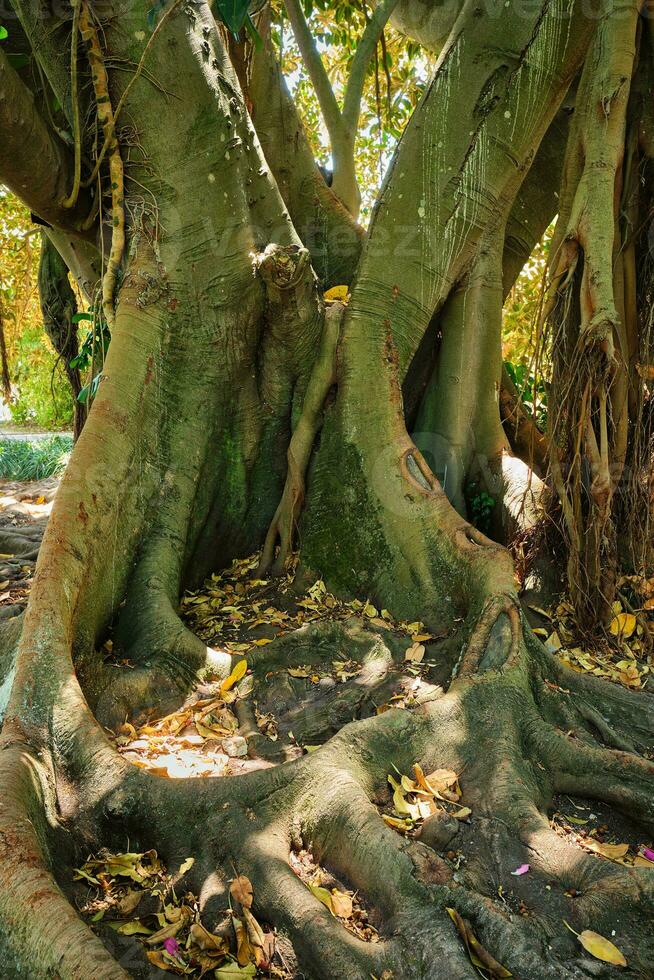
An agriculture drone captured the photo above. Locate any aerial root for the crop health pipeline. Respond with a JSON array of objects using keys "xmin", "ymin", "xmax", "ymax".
[{"xmin": 258, "ymin": 304, "xmax": 342, "ymax": 576}]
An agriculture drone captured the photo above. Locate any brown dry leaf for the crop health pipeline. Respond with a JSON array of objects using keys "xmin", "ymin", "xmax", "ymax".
[
  {"xmin": 190, "ymin": 921, "xmax": 229, "ymax": 953},
  {"xmin": 585, "ymin": 841, "xmax": 629, "ymax": 861},
  {"xmin": 114, "ymin": 889, "xmax": 143, "ymax": 916},
  {"xmin": 447, "ymin": 907, "xmax": 512, "ymax": 977},
  {"xmin": 234, "ymin": 917, "xmax": 254, "ymax": 967},
  {"xmin": 242, "ymin": 906, "xmax": 265, "ymax": 949},
  {"xmin": 577, "ymin": 930, "xmax": 627, "ymax": 966},
  {"xmin": 330, "ymin": 889, "xmax": 353, "ymax": 919},
  {"xmin": 145, "ymin": 912, "xmax": 187, "ymax": 944},
  {"xmin": 230, "ymin": 875, "xmax": 254, "ymax": 909},
  {"xmin": 145, "ymin": 949, "xmax": 186, "ymax": 974}
]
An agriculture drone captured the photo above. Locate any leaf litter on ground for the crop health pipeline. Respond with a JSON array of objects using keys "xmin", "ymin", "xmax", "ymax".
[{"xmin": 75, "ymin": 851, "xmax": 287, "ymax": 977}]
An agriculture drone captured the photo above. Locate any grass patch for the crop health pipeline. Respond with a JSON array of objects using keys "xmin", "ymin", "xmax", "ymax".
[{"xmin": 0, "ymin": 436, "xmax": 72, "ymax": 481}]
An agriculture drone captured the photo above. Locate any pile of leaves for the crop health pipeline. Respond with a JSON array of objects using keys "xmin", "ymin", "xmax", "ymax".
[
  {"xmin": 111, "ymin": 661, "xmax": 258, "ymax": 778},
  {"xmin": 381, "ymin": 764, "xmax": 470, "ymax": 835},
  {"xmin": 533, "ymin": 576, "xmax": 654, "ymax": 691},
  {"xmin": 288, "ymin": 847, "xmax": 379, "ymax": 944},
  {"xmin": 75, "ymin": 850, "xmax": 284, "ymax": 976},
  {"xmin": 182, "ymin": 555, "xmax": 437, "ymax": 657}
]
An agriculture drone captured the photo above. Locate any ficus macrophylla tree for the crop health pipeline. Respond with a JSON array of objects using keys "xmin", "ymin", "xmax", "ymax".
[{"xmin": 0, "ymin": 0, "xmax": 653, "ymax": 977}]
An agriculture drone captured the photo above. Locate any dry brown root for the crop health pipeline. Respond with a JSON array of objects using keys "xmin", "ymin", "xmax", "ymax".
[
  {"xmin": 546, "ymin": 1, "xmax": 642, "ymax": 624},
  {"xmin": 258, "ymin": 302, "xmax": 342, "ymax": 575}
]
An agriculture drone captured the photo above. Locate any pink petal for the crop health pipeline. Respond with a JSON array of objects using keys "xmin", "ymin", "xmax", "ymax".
[
  {"xmin": 510, "ymin": 864, "xmax": 530, "ymax": 876},
  {"xmin": 641, "ymin": 847, "xmax": 654, "ymax": 862},
  {"xmin": 163, "ymin": 938, "xmax": 180, "ymax": 956}
]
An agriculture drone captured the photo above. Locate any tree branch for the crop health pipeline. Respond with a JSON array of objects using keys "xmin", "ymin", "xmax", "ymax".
[
  {"xmin": 0, "ymin": 48, "xmax": 92, "ymax": 236},
  {"xmin": 284, "ymin": 0, "xmax": 342, "ymax": 140},
  {"xmin": 341, "ymin": 0, "xmax": 398, "ymax": 131}
]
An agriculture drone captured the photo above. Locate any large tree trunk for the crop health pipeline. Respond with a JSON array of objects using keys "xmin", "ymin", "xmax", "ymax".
[{"xmin": 1, "ymin": 2, "xmax": 653, "ymax": 978}]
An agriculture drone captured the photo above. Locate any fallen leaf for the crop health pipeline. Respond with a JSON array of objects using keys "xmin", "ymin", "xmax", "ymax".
[
  {"xmin": 323, "ymin": 285, "xmax": 350, "ymax": 304},
  {"xmin": 308, "ymin": 883, "xmax": 334, "ymax": 912},
  {"xmin": 577, "ymin": 930, "xmax": 627, "ymax": 967},
  {"xmin": 190, "ymin": 921, "xmax": 228, "ymax": 953},
  {"xmin": 447, "ymin": 907, "xmax": 512, "ymax": 977},
  {"xmin": 221, "ymin": 660, "xmax": 247, "ymax": 693},
  {"xmin": 230, "ymin": 875, "xmax": 254, "ymax": 909},
  {"xmin": 178, "ymin": 856, "xmax": 194, "ymax": 876},
  {"xmin": 214, "ymin": 963, "xmax": 256, "ymax": 978},
  {"xmin": 111, "ymin": 919, "xmax": 153, "ymax": 936},
  {"xmin": 115, "ymin": 889, "xmax": 144, "ymax": 916},
  {"xmin": 330, "ymin": 889, "xmax": 353, "ymax": 918},
  {"xmin": 405, "ymin": 642, "xmax": 425, "ymax": 664},
  {"xmin": 609, "ymin": 613, "xmax": 636, "ymax": 639},
  {"xmin": 585, "ymin": 841, "xmax": 629, "ymax": 861}
]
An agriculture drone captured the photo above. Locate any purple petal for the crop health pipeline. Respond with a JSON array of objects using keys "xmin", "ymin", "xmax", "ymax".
[
  {"xmin": 163, "ymin": 938, "xmax": 180, "ymax": 956},
  {"xmin": 641, "ymin": 847, "xmax": 654, "ymax": 862},
  {"xmin": 510, "ymin": 864, "xmax": 530, "ymax": 876}
]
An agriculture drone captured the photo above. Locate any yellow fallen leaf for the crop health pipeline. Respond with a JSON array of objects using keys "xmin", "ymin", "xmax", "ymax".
[
  {"xmin": 586, "ymin": 841, "xmax": 629, "ymax": 861},
  {"xmin": 382, "ymin": 814, "xmax": 410, "ymax": 831},
  {"xmin": 287, "ymin": 667, "xmax": 310, "ymax": 678},
  {"xmin": 609, "ymin": 613, "xmax": 636, "ymax": 639},
  {"xmin": 111, "ymin": 919, "xmax": 153, "ymax": 936},
  {"xmin": 178, "ymin": 856, "xmax": 194, "ymax": 876},
  {"xmin": 221, "ymin": 659, "xmax": 247, "ymax": 693},
  {"xmin": 452, "ymin": 806, "xmax": 472, "ymax": 821},
  {"xmin": 577, "ymin": 930, "xmax": 627, "ymax": 966},
  {"xmin": 323, "ymin": 285, "xmax": 350, "ymax": 304}
]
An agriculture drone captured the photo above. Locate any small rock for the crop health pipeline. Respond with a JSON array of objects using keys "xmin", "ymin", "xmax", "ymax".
[
  {"xmin": 220, "ymin": 735, "xmax": 248, "ymax": 758},
  {"xmin": 417, "ymin": 811, "xmax": 460, "ymax": 851}
]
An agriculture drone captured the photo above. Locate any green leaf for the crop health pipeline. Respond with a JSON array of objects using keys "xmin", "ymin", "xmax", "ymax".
[
  {"xmin": 72, "ymin": 312, "xmax": 94, "ymax": 323},
  {"xmin": 213, "ymin": 0, "xmax": 251, "ymax": 37},
  {"xmin": 0, "ymin": 26, "xmax": 8, "ymax": 41},
  {"xmin": 78, "ymin": 373, "xmax": 102, "ymax": 405}
]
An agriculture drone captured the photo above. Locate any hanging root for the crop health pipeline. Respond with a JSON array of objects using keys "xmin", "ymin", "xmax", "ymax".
[
  {"xmin": 546, "ymin": 1, "xmax": 642, "ymax": 625},
  {"xmin": 78, "ymin": 1, "xmax": 125, "ymax": 327},
  {"xmin": 258, "ymin": 301, "xmax": 342, "ymax": 575}
]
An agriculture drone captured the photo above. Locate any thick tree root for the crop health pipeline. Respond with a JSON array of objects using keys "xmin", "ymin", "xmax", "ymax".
[{"xmin": 3, "ymin": 607, "xmax": 653, "ymax": 979}]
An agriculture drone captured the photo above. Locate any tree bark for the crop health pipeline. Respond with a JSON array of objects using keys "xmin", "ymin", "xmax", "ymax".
[{"xmin": 0, "ymin": 3, "xmax": 653, "ymax": 979}]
